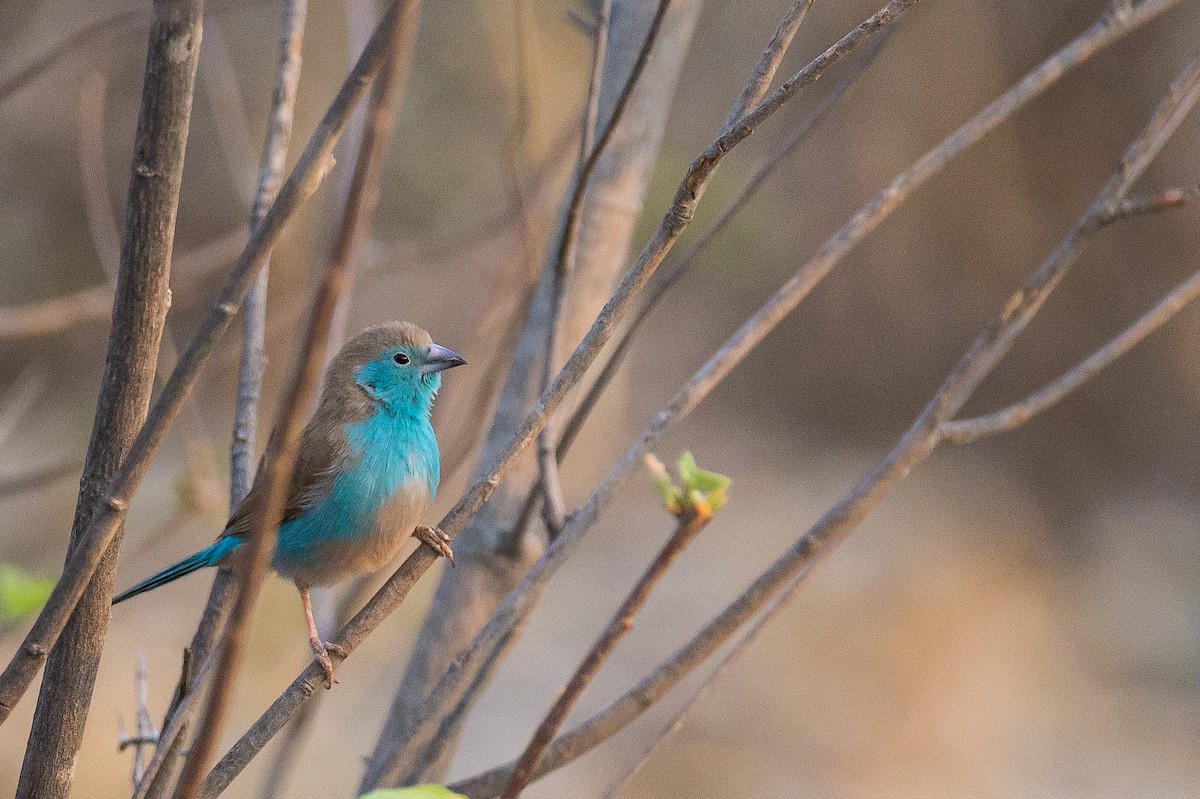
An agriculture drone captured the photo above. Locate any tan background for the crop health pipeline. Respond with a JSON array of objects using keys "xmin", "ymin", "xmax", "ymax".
[{"xmin": 1, "ymin": 1, "xmax": 1198, "ymax": 797}]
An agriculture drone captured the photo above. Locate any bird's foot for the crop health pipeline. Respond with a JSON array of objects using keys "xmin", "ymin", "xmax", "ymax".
[
  {"xmin": 308, "ymin": 637, "xmax": 347, "ymax": 688},
  {"xmin": 415, "ymin": 525, "xmax": 455, "ymax": 566}
]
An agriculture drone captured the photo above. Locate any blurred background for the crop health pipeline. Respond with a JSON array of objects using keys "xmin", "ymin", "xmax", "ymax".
[{"xmin": 1, "ymin": 0, "xmax": 1199, "ymax": 797}]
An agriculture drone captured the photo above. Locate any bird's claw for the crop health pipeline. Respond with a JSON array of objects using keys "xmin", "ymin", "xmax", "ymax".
[
  {"xmin": 415, "ymin": 525, "xmax": 455, "ymax": 566},
  {"xmin": 309, "ymin": 639, "xmax": 346, "ymax": 688}
]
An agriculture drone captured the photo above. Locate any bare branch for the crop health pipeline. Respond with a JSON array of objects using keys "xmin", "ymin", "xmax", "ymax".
[
  {"xmin": 14, "ymin": 1, "xmax": 203, "ymax": 795},
  {"xmin": 1094, "ymin": 183, "xmax": 1200, "ymax": 227},
  {"xmin": 206, "ymin": 2, "xmax": 912, "ymax": 791},
  {"xmin": 939, "ymin": 264, "xmax": 1200, "ymax": 445},
  {"xmin": 722, "ymin": 0, "xmax": 813, "ymax": 132},
  {"xmin": 0, "ymin": 0, "xmax": 418, "ymax": 724},
  {"xmin": 233, "ymin": 0, "xmax": 310, "ymax": 510},
  {"xmin": 118, "ymin": 655, "xmax": 160, "ymax": 792},
  {"xmin": 558, "ymin": 26, "xmax": 894, "ymax": 458},
  {"xmin": 385, "ymin": 5, "xmax": 1193, "ymax": 794},
  {"xmin": 536, "ymin": 0, "xmax": 670, "ymax": 536},
  {"xmin": 172, "ymin": 5, "xmax": 418, "ymax": 799},
  {"xmin": 500, "ymin": 506, "xmax": 712, "ymax": 799},
  {"xmin": 135, "ymin": 4, "xmax": 311, "ymax": 798},
  {"xmin": 452, "ymin": 44, "xmax": 1200, "ymax": 799},
  {"xmin": 596, "ymin": 569, "xmax": 801, "ymax": 799},
  {"xmin": 456, "ymin": 566, "xmax": 808, "ymax": 799}
]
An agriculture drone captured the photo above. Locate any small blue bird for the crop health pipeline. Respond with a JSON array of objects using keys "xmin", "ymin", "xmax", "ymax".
[{"xmin": 114, "ymin": 322, "xmax": 464, "ymax": 685}]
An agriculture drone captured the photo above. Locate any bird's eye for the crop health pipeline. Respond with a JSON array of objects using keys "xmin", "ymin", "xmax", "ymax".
[{"xmin": 392, "ymin": 352, "xmax": 410, "ymax": 365}]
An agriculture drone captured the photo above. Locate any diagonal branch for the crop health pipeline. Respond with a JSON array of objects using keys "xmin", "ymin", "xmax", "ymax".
[
  {"xmin": 536, "ymin": 0, "xmax": 670, "ymax": 536},
  {"xmin": 450, "ymin": 49, "xmax": 1200, "ymax": 797},
  {"xmin": 557, "ymin": 25, "xmax": 894, "ymax": 462},
  {"xmin": 500, "ymin": 505, "xmax": 713, "ymax": 799},
  {"xmin": 722, "ymin": 0, "xmax": 813, "ymax": 132},
  {"xmin": 203, "ymin": 3, "xmax": 917, "ymax": 794},
  {"xmin": 15, "ymin": 2, "xmax": 204, "ymax": 797},
  {"xmin": 938, "ymin": 262, "xmax": 1200, "ymax": 446},
  {"xmin": 0, "ymin": 0, "xmax": 416, "ymax": 726},
  {"xmin": 368, "ymin": 1, "xmax": 1200, "ymax": 787}
]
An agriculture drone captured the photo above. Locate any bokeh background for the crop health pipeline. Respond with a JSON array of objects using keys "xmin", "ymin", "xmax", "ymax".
[{"xmin": 2, "ymin": 1, "xmax": 1199, "ymax": 797}]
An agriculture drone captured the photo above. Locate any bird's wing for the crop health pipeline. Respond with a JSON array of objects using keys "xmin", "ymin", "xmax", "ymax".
[{"xmin": 221, "ymin": 415, "xmax": 350, "ymax": 540}]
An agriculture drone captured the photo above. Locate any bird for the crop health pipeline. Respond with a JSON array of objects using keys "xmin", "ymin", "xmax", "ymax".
[{"xmin": 113, "ymin": 322, "xmax": 465, "ymax": 686}]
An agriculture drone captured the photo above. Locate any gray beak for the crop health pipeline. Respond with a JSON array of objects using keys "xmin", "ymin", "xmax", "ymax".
[{"xmin": 421, "ymin": 343, "xmax": 467, "ymax": 375}]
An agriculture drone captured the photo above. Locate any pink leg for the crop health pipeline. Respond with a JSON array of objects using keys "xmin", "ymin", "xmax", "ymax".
[{"xmin": 299, "ymin": 585, "xmax": 346, "ymax": 688}]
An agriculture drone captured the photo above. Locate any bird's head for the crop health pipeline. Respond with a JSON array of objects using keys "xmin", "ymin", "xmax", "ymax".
[{"xmin": 326, "ymin": 322, "xmax": 465, "ymax": 416}]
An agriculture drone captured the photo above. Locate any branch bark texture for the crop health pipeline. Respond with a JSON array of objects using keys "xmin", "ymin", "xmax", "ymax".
[
  {"xmin": 361, "ymin": 0, "xmax": 703, "ymax": 786},
  {"xmin": 0, "ymin": 0, "xmax": 412, "ymax": 724},
  {"xmin": 14, "ymin": 2, "xmax": 204, "ymax": 797}
]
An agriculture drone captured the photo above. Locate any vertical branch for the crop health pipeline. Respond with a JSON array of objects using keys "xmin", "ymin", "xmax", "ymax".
[
  {"xmin": 232, "ymin": 0, "xmax": 309, "ymax": 511},
  {"xmin": 14, "ymin": 3, "xmax": 203, "ymax": 799},
  {"xmin": 535, "ymin": 0, "xmax": 663, "ymax": 535},
  {"xmin": 0, "ymin": 0, "xmax": 411, "ymax": 727},
  {"xmin": 170, "ymin": 4, "xmax": 421, "ymax": 798},
  {"xmin": 363, "ymin": 0, "xmax": 705, "ymax": 786},
  {"xmin": 532, "ymin": 0, "xmax": 612, "ymax": 535},
  {"xmin": 138, "ymin": 6, "xmax": 310, "ymax": 798}
]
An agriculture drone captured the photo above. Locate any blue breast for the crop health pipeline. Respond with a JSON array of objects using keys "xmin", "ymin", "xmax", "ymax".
[{"xmin": 272, "ymin": 408, "xmax": 439, "ymax": 575}]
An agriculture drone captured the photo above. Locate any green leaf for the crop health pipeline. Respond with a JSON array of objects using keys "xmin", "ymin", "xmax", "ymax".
[
  {"xmin": 359, "ymin": 787, "xmax": 466, "ymax": 799},
  {"xmin": 676, "ymin": 451, "xmax": 731, "ymax": 512},
  {"xmin": 647, "ymin": 451, "xmax": 731, "ymax": 516},
  {"xmin": 0, "ymin": 565, "xmax": 55, "ymax": 629}
]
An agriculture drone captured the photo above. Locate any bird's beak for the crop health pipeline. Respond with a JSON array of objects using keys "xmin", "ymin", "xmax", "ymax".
[{"xmin": 421, "ymin": 343, "xmax": 467, "ymax": 375}]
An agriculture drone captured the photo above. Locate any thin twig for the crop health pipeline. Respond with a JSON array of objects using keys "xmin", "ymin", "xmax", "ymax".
[
  {"xmin": 203, "ymin": 2, "xmax": 913, "ymax": 790},
  {"xmin": 0, "ymin": 0, "xmax": 417, "ymax": 726},
  {"xmin": 233, "ymin": 0, "xmax": 309, "ymax": 512},
  {"xmin": 132, "ymin": 646, "xmax": 216, "ymax": 799},
  {"xmin": 500, "ymin": 507, "xmax": 712, "ymax": 799},
  {"xmin": 399, "ymin": 5, "xmax": 1194, "ymax": 794},
  {"xmin": 536, "ymin": 0, "xmax": 669, "ymax": 536},
  {"xmin": 557, "ymin": 26, "xmax": 894, "ymax": 460},
  {"xmin": 938, "ymin": 263, "xmax": 1200, "ymax": 445},
  {"xmin": 171, "ymin": 6, "xmax": 418, "ymax": 799},
  {"xmin": 1094, "ymin": 183, "xmax": 1200, "ymax": 226},
  {"xmin": 722, "ymin": 0, "xmax": 813, "ymax": 133},
  {"xmin": 13, "ymin": 1, "xmax": 203, "ymax": 796},
  {"xmin": 445, "ymin": 44, "xmax": 1200, "ymax": 799},
  {"xmin": 597, "ymin": 569, "xmax": 804, "ymax": 799},
  {"xmin": 118, "ymin": 655, "xmax": 161, "ymax": 792},
  {"xmin": 370, "ymin": 4, "xmax": 920, "ymax": 791}
]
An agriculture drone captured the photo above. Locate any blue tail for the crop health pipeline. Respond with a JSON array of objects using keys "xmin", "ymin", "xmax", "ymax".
[{"xmin": 113, "ymin": 537, "xmax": 242, "ymax": 604}]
